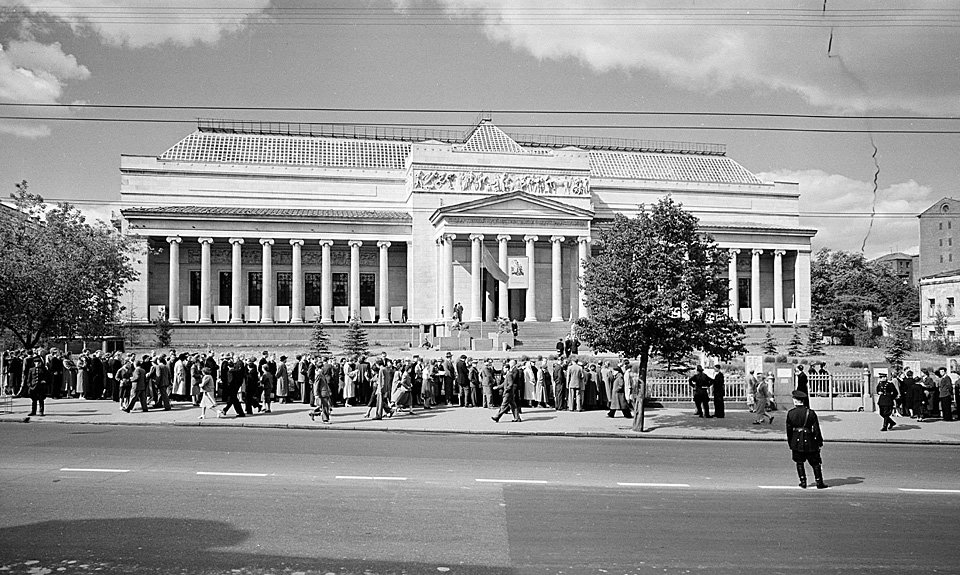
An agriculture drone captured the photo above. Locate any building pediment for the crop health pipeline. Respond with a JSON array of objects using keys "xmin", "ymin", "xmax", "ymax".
[{"xmin": 430, "ymin": 191, "xmax": 593, "ymax": 226}]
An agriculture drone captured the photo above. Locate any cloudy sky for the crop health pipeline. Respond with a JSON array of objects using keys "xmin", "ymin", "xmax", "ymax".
[{"xmin": 1, "ymin": 0, "xmax": 958, "ymax": 257}]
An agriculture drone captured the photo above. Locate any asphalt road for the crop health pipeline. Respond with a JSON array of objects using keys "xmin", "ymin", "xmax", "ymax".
[{"xmin": 1, "ymin": 424, "xmax": 959, "ymax": 574}]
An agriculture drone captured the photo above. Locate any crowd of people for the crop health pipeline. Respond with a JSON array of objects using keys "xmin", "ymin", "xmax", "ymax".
[{"xmin": 0, "ymin": 348, "xmax": 647, "ymax": 423}]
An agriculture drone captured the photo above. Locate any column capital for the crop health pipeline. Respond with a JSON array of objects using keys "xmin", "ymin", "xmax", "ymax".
[
  {"xmin": 348, "ymin": 239, "xmax": 363, "ymax": 248},
  {"xmin": 318, "ymin": 239, "xmax": 334, "ymax": 248},
  {"xmin": 289, "ymin": 239, "xmax": 304, "ymax": 247},
  {"xmin": 469, "ymin": 233, "xmax": 484, "ymax": 242},
  {"xmin": 496, "ymin": 234, "xmax": 511, "ymax": 242},
  {"xmin": 165, "ymin": 236, "xmax": 182, "ymax": 244},
  {"xmin": 728, "ymin": 247, "xmax": 741, "ymax": 255},
  {"xmin": 523, "ymin": 235, "xmax": 539, "ymax": 243},
  {"xmin": 774, "ymin": 249, "xmax": 786, "ymax": 257},
  {"xmin": 259, "ymin": 238, "xmax": 275, "ymax": 246},
  {"xmin": 550, "ymin": 235, "xmax": 565, "ymax": 244},
  {"xmin": 442, "ymin": 233, "xmax": 457, "ymax": 242},
  {"xmin": 576, "ymin": 236, "xmax": 590, "ymax": 244},
  {"xmin": 377, "ymin": 240, "xmax": 392, "ymax": 249},
  {"xmin": 198, "ymin": 237, "xmax": 213, "ymax": 245},
  {"xmin": 751, "ymin": 248, "xmax": 764, "ymax": 256},
  {"xmin": 228, "ymin": 237, "xmax": 244, "ymax": 245}
]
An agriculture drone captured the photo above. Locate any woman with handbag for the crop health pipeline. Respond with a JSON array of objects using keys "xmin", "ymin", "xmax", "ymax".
[
  {"xmin": 752, "ymin": 373, "xmax": 774, "ymax": 424},
  {"xmin": 786, "ymin": 390, "xmax": 827, "ymax": 489}
]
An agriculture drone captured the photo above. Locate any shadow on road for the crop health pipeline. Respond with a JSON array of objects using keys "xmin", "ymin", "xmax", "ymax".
[
  {"xmin": 0, "ymin": 517, "xmax": 514, "ymax": 575},
  {"xmin": 824, "ymin": 476, "xmax": 866, "ymax": 487}
]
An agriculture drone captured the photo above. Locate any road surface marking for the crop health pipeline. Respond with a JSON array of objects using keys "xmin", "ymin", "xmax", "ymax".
[
  {"xmin": 617, "ymin": 482, "xmax": 690, "ymax": 488},
  {"xmin": 60, "ymin": 468, "xmax": 130, "ymax": 473},
  {"xmin": 758, "ymin": 485, "xmax": 802, "ymax": 490},
  {"xmin": 196, "ymin": 471, "xmax": 268, "ymax": 477},
  {"xmin": 899, "ymin": 488, "xmax": 960, "ymax": 494},
  {"xmin": 335, "ymin": 475, "xmax": 408, "ymax": 481},
  {"xmin": 475, "ymin": 479, "xmax": 549, "ymax": 484}
]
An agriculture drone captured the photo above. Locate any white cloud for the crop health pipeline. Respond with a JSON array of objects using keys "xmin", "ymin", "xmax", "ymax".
[
  {"xmin": 427, "ymin": 0, "xmax": 960, "ymax": 115},
  {"xmin": 7, "ymin": 0, "xmax": 272, "ymax": 48},
  {"xmin": 757, "ymin": 169, "xmax": 933, "ymax": 257},
  {"xmin": 0, "ymin": 40, "xmax": 89, "ymax": 137}
]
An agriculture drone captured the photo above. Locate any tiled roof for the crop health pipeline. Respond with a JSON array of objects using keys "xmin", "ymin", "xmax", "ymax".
[
  {"xmin": 589, "ymin": 151, "xmax": 762, "ymax": 185},
  {"xmin": 160, "ymin": 131, "xmax": 410, "ymax": 170},
  {"xmin": 122, "ymin": 206, "xmax": 412, "ymax": 221},
  {"xmin": 458, "ymin": 121, "xmax": 526, "ymax": 154}
]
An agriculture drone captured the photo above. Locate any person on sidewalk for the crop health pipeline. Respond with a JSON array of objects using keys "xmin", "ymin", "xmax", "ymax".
[
  {"xmin": 310, "ymin": 357, "xmax": 335, "ymax": 424},
  {"xmin": 198, "ymin": 367, "xmax": 218, "ymax": 419},
  {"xmin": 456, "ymin": 354, "xmax": 471, "ymax": 407},
  {"xmin": 606, "ymin": 365, "xmax": 633, "ymax": 419},
  {"xmin": 712, "ymin": 363, "xmax": 726, "ymax": 418},
  {"xmin": 150, "ymin": 355, "xmax": 172, "ymax": 411},
  {"xmin": 689, "ymin": 365, "xmax": 711, "ymax": 418},
  {"xmin": 492, "ymin": 359, "xmax": 521, "ymax": 423},
  {"xmin": 122, "ymin": 355, "xmax": 149, "ymax": 413},
  {"xmin": 479, "ymin": 358, "xmax": 495, "ymax": 409},
  {"xmin": 219, "ymin": 356, "xmax": 245, "ymax": 418},
  {"xmin": 26, "ymin": 356, "xmax": 47, "ymax": 417},
  {"xmin": 876, "ymin": 373, "xmax": 899, "ymax": 431},
  {"xmin": 746, "ymin": 369, "xmax": 759, "ymax": 412},
  {"xmin": 937, "ymin": 367, "xmax": 953, "ymax": 421},
  {"xmin": 566, "ymin": 360, "xmax": 584, "ymax": 412},
  {"xmin": 551, "ymin": 358, "xmax": 566, "ymax": 411},
  {"xmin": 753, "ymin": 373, "xmax": 774, "ymax": 425},
  {"xmin": 786, "ymin": 390, "xmax": 827, "ymax": 489}
]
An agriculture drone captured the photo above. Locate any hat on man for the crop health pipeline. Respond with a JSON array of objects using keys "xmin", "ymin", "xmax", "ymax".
[
  {"xmin": 791, "ymin": 390, "xmax": 808, "ymax": 400},
  {"xmin": 445, "ymin": 352, "xmax": 452, "ymax": 358}
]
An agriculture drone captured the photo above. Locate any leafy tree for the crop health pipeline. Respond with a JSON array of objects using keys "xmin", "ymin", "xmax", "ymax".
[
  {"xmin": 933, "ymin": 305, "xmax": 948, "ymax": 353},
  {"xmin": 761, "ymin": 324, "xmax": 778, "ymax": 355},
  {"xmin": 804, "ymin": 315, "xmax": 825, "ymax": 356},
  {"xmin": 812, "ymin": 248, "xmax": 919, "ymax": 345},
  {"xmin": 787, "ymin": 324, "xmax": 803, "ymax": 356},
  {"xmin": 0, "ymin": 182, "xmax": 140, "ymax": 348},
  {"xmin": 341, "ymin": 316, "xmax": 369, "ymax": 358},
  {"xmin": 575, "ymin": 197, "xmax": 745, "ymax": 381},
  {"xmin": 884, "ymin": 312, "xmax": 911, "ymax": 370},
  {"xmin": 153, "ymin": 316, "xmax": 173, "ymax": 348},
  {"xmin": 310, "ymin": 318, "xmax": 331, "ymax": 355}
]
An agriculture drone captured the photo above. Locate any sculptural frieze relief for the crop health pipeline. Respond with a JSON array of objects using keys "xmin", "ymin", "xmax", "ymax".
[{"xmin": 414, "ymin": 169, "xmax": 590, "ymax": 196}]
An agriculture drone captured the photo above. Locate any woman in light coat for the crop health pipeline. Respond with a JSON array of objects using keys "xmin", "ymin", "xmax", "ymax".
[
  {"xmin": 606, "ymin": 366, "xmax": 633, "ymax": 418},
  {"xmin": 275, "ymin": 355, "xmax": 291, "ymax": 403},
  {"xmin": 172, "ymin": 355, "xmax": 189, "ymax": 398},
  {"xmin": 753, "ymin": 373, "xmax": 774, "ymax": 424},
  {"xmin": 198, "ymin": 367, "xmax": 217, "ymax": 419},
  {"xmin": 343, "ymin": 360, "xmax": 357, "ymax": 406}
]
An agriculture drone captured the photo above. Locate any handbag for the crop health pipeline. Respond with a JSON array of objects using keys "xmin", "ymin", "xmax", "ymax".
[{"xmin": 767, "ymin": 397, "xmax": 778, "ymax": 411}]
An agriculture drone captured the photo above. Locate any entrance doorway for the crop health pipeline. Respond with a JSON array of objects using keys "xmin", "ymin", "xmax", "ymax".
[{"xmin": 509, "ymin": 289, "xmax": 526, "ymax": 320}]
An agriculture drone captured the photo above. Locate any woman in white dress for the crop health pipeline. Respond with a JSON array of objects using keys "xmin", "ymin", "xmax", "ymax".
[
  {"xmin": 343, "ymin": 360, "xmax": 357, "ymax": 406},
  {"xmin": 198, "ymin": 367, "xmax": 217, "ymax": 419}
]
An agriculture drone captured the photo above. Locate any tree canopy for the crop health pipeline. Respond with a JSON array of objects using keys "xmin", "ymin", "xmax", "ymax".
[
  {"xmin": 811, "ymin": 248, "xmax": 919, "ymax": 345},
  {"xmin": 0, "ymin": 181, "xmax": 140, "ymax": 348},
  {"xmin": 575, "ymin": 197, "xmax": 745, "ymax": 378}
]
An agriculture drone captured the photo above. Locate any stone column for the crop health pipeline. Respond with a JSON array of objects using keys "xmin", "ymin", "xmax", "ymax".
[
  {"xmin": 497, "ymin": 234, "xmax": 510, "ymax": 319},
  {"xmin": 773, "ymin": 249, "xmax": 785, "ymax": 324},
  {"xmin": 728, "ymin": 248, "xmax": 740, "ymax": 321},
  {"xmin": 577, "ymin": 236, "xmax": 589, "ymax": 320},
  {"xmin": 290, "ymin": 239, "xmax": 304, "ymax": 323},
  {"xmin": 524, "ymin": 235, "xmax": 538, "ymax": 322},
  {"xmin": 198, "ymin": 237, "xmax": 213, "ymax": 323},
  {"xmin": 751, "ymin": 248, "xmax": 763, "ymax": 324},
  {"xmin": 349, "ymin": 240, "xmax": 362, "ymax": 320},
  {"xmin": 229, "ymin": 238, "xmax": 244, "ymax": 323},
  {"xmin": 260, "ymin": 238, "xmax": 274, "ymax": 324},
  {"xmin": 550, "ymin": 236, "xmax": 564, "ymax": 322},
  {"xmin": 470, "ymin": 234, "xmax": 484, "ymax": 322},
  {"xmin": 795, "ymin": 249, "xmax": 812, "ymax": 323},
  {"xmin": 319, "ymin": 240, "xmax": 333, "ymax": 323},
  {"xmin": 166, "ymin": 236, "xmax": 182, "ymax": 323},
  {"xmin": 377, "ymin": 241, "xmax": 391, "ymax": 324},
  {"xmin": 443, "ymin": 234, "xmax": 456, "ymax": 321}
]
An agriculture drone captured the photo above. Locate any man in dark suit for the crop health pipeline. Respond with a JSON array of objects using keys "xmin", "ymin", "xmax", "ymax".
[
  {"xmin": 492, "ymin": 359, "xmax": 520, "ymax": 423},
  {"xmin": 442, "ymin": 352, "xmax": 456, "ymax": 405},
  {"xmin": 551, "ymin": 359, "xmax": 566, "ymax": 410},
  {"xmin": 712, "ymin": 363, "xmax": 726, "ymax": 418},
  {"xmin": 937, "ymin": 367, "xmax": 953, "ymax": 421},
  {"xmin": 786, "ymin": 390, "xmax": 826, "ymax": 489},
  {"xmin": 688, "ymin": 365, "xmax": 711, "ymax": 418},
  {"xmin": 455, "ymin": 354, "xmax": 471, "ymax": 407}
]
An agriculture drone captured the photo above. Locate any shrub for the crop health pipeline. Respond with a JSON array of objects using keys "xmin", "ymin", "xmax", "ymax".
[
  {"xmin": 763, "ymin": 356, "xmax": 775, "ymax": 363},
  {"xmin": 775, "ymin": 354, "xmax": 788, "ymax": 363},
  {"xmin": 849, "ymin": 360, "xmax": 866, "ymax": 368}
]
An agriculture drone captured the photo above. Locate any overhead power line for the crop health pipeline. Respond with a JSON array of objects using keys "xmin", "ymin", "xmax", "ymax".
[{"xmin": 2, "ymin": 116, "xmax": 958, "ymax": 134}]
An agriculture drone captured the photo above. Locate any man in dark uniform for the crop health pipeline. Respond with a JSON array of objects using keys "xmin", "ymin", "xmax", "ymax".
[
  {"xmin": 876, "ymin": 372, "xmax": 899, "ymax": 431},
  {"xmin": 491, "ymin": 359, "xmax": 521, "ymax": 423},
  {"xmin": 688, "ymin": 365, "xmax": 711, "ymax": 418},
  {"xmin": 786, "ymin": 390, "xmax": 827, "ymax": 489},
  {"xmin": 937, "ymin": 367, "xmax": 953, "ymax": 421},
  {"xmin": 712, "ymin": 363, "xmax": 726, "ymax": 418}
]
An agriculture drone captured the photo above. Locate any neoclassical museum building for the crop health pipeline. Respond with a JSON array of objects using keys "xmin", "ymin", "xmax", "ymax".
[{"xmin": 120, "ymin": 117, "xmax": 815, "ymax": 345}]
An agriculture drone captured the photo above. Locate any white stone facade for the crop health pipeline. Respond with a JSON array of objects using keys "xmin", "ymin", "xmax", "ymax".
[{"xmin": 119, "ymin": 118, "xmax": 815, "ymax": 327}]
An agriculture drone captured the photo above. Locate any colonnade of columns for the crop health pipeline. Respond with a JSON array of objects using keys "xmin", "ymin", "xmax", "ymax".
[
  {"xmin": 727, "ymin": 247, "xmax": 804, "ymax": 324},
  {"xmin": 436, "ymin": 233, "xmax": 590, "ymax": 323},
  {"xmin": 163, "ymin": 236, "xmax": 396, "ymax": 324}
]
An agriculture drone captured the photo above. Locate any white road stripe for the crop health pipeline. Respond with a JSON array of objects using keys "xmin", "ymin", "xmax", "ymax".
[
  {"xmin": 899, "ymin": 488, "xmax": 960, "ymax": 494},
  {"xmin": 758, "ymin": 485, "xmax": 802, "ymax": 490},
  {"xmin": 335, "ymin": 475, "xmax": 407, "ymax": 481},
  {"xmin": 617, "ymin": 482, "xmax": 690, "ymax": 488},
  {"xmin": 196, "ymin": 471, "xmax": 268, "ymax": 477},
  {"xmin": 60, "ymin": 468, "xmax": 130, "ymax": 473},
  {"xmin": 475, "ymin": 478, "xmax": 549, "ymax": 484}
]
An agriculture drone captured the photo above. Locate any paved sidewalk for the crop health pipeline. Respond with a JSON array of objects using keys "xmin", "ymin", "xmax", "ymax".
[{"xmin": 2, "ymin": 396, "xmax": 960, "ymax": 444}]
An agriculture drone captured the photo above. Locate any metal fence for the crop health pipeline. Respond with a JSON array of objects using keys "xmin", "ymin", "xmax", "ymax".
[{"xmin": 646, "ymin": 376, "xmax": 747, "ymax": 403}]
